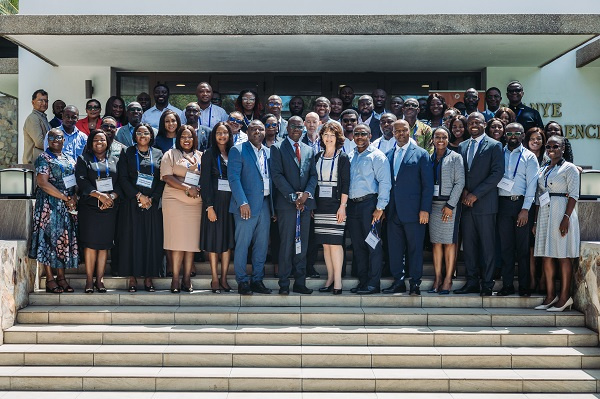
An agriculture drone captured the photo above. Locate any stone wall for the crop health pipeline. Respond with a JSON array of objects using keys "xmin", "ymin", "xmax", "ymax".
[{"xmin": 0, "ymin": 95, "xmax": 18, "ymax": 168}]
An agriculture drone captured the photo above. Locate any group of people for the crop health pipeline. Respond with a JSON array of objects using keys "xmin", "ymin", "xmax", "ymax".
[{"xmin": 25, "ymin": 80, "xmax": 580, "ymax": 312}]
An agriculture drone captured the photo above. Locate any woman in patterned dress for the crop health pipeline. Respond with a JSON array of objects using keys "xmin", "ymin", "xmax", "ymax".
[
  {"xmin": 29, "ymin": 127, "xmax": 79, "ymax": 293},
  {"xmin": 533, "ymin": 135, "xmax": 580, "ymax": 312}
]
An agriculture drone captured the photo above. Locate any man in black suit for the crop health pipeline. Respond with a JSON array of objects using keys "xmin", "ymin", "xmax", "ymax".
[
  {"xmin": 270, "ymin": 116, "xmax": 318, "ymax": 295},
  {"xmin": 455, "ymin": 112, "xmax": 504, "ymax": 296},
  {"xmin": 357, "ymin": 95, "xmax": 382, "ymax": 140}
]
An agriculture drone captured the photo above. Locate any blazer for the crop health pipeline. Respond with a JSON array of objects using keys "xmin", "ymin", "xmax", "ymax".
[
  {"xmin": 227, "ymin": 141, "xmax": 273, "ymax": 216},
  {"xmin": 459, "ymin": 135, "xmax": 504, "ymax": 214},
  {"xmin": 270, "ymin": 138, "xmax": 318, "ymax": 211},
  {"xmin": 315, "ymin": 150, "xmax": 350, "ymax": 202},
  {"xmin": 386, "ymin": 142, "xmax": 434, "ymax": 223},
  {"xmin": 430, "ymin": 148, "xmax": 465, "ymax": 209}
]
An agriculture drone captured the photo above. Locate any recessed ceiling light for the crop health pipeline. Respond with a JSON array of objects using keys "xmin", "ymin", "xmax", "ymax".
[
  {"xmin": 176, "ymin": 84, "xmax": 186, "ymax": 87},
  {"xmin": 422, "ymin": 84, "xmax": 430, "ymax": 88}
]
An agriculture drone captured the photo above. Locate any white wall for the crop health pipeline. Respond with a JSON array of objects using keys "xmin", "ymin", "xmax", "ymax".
[
  {"xmin": 17, "ymin": 49, "xmax": 112, "ymax": 162},
  {"xmin": 19, "ymin": 0, "xmax": 600, "ymax": 15},
  {"xmin": 0, "ymin": 75, "xmax": 18, "ymax": 98},
  {"xmin": 486, "ymin": 49, "xmax": 600, "ymax": 169}
]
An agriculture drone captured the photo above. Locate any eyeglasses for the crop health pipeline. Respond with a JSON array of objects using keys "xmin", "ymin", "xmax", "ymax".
[
  {"xmin": 265, "ymin": 123, "xmax": 278, "ymax": 128},
  {"xmin": 101, "ymin": 124, "xmax": 117, "ymax": 130},
  {"xmin": 136, "ymin": 131, "xmax": 151, "ymax": 136},
  {"xmin": 289, "ymin": 124, "xmax": 304, "ymax": 130},
  {"xmin": 353, "ymin": 132, "xmax": 369, "ymax": 137},
  {"xmin": 87, "ymin": 106, "xmax": 101, "ymax": 111},
  {"xmin": 342, "ymin": 118, "xmax": 357, "ymax": 123},
  {"xmin": 228, "ymin": 117, "xmax": 244, "ymax": 124},
  {"xmin": 35, "ymin": 99, "xmax": 49, "ymax": 103},
  {"xmin": 322, "ymin": 133, "xmax": 336, "ymax": 138},
  {"xmin": 505, "ymin": 132, "xmax": 522, "ymax": 137},
  {"xmin": 47, "ymin": 136, "xmax": 64, "ymax": 142},
  {"xmin": 507, "ymin": 89, "xmax": 522, "ymax": 94},
  {"xmin": 403, "ymin": 103, "xmax": 419, "ymax": 109},
  {"xmin": 268, "ymin": 102, "xmax": 282, "ymax": 107},
  {"xmin": 545, "ymin": 144, "xmax": 561, "ymax": 150},
  {"xmin": 242, "ymin": 97, "xmax": 256, "ymax": 102}
]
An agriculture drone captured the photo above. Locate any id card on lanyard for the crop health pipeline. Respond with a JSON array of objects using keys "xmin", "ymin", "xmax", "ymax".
[
  {"xmin": 216, "ymin": 155, "xmax": 231, "ymax": 191},
  {"xmin": 365, "ymin": 221, "xmax": 381, "ymax": 249},
  {"xmin": 497, "ymin": 150, "xmax": 521, "ymax": 191},
  {"xmin": 260, "ymin": 149, "xmax": 270, "ymax": 193},
  {"xmin": 295, "ymin": 210, "xmax": 302, "ymax": 254},
  {"xmin": 183, "ymin": 151, "xmax": 201, "ymax": 186},
  {"xmin": 46, "ymin": 149, "xmax": 76, "ymax": 189},
  {"xmin": 432, "ymin": 150, "xmax": 444, "ymax": 197},
  {"xmin": 135, "ymin": 148, "xmax": 154, "ymax": 188},
  {"xmin": 318, "ymin": 151, "xmax": 338, "ymax": 198},
  {"xmin": 94, "ymin": 155, "xmax": 113, "ymax": 192}
]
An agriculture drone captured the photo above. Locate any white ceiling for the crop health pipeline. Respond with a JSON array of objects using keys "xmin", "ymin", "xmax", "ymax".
[{"xmin": 10, "ymin": 34, "xmax": 594, "ymax": 72}]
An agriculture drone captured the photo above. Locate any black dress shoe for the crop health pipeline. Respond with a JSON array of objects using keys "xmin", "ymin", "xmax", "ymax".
[
  {"xmin": 480, "ymin": 287, "xmax": 493, "ymax": 296},
  {"xmin": 409, "ymin": 285, "xmax": 421, "ymax": 296},
  {"xmin": 333, "ymin": 289, "xmax": 342, "ymax": 295},
  {"xmin": 238, "ymin": 282, "xmax": 253, "ymax": 295},
  {"xmin": 454, "ymin": 284, "xmax": 480, "ymax": 294},
  {"xmin": 279, "ymin": 287, "xmax": 289, "ymax": 295},
  {"xmin": 497, "ymin": 286, "xmax": 515, "ymax": 296},
  {"xmin": 356, "ymin": 286, "xmax": 380, "ymax": 295},
  {"xmin": 319, "ymin": 284, "xmax": 333, "ymax": 293},
  {"xmin": 350, "ymin": 284, "xmax": 364, "ymax": 294},
  {"xmin": 519, "ymin": 287, "xmax": 531, "ymax": 297},
  {"xmin": 251, "ymin": 281, "xmax": 272, "ymax": 294},
  {"xmin": 382, "ymin": 282, "xmax": 407, "ymax": 294},
  {"xmin": 307, "ymin": 272, "xmax": 321, "ymax": 279},
  {"xmin": 293, "ymin": 285, "xmax": 313, "ymax": 294}
]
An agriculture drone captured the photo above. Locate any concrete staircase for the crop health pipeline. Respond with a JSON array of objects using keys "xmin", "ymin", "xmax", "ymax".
[{"xmin": 0, "ymin": 260, "xmax": 598, "ymax": 397}]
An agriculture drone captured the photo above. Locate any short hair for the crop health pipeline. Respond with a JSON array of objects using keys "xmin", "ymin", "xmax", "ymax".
[
  {"xmin": 485, "ymin": 87, "xmax": 501, "ymax": 96},
  {"xmin": 425, "ymin": 93, "xmax": 448, "ymax": 121},
  {"xmin": 86, "ymin": 98, "xmax": 101, "ymax": 110},
  {"xmin": 494, "ymin": 107, "xmax": 516, "ymax": 123},
  {"xmin": 506, "ymin": 122, "xmax": 524, "ymax": 133},
  {"xmin": 449, "ymin": 115, "xmax": 470, "ymax": 143},
  {"xmin": 85, "ymin": 129, "xmax": 113, "ymax": 155},
  {"xmin": 157, "ymin": 110, "xmax": 182, "ymax": 138},
  {"xmin": 133, "ymin": 123, "xmax": 156, "ymax": 147},
  {"xmin": 175, "ymin": 125, "xmax": 199, "ymax": 152},
  {"xmin": 547, "ymin": 133, "xmax": 566, "ymax": 146},
  {"xmin": 485, "ymin": 117, "xmax": 506, "ymax": 137},
  {"xmin": 261, "ymin": 113, "xmax": 277, "ymax": 124},
  {"xmin": 507, "ymin": 80, "xmax": 522, "ymax": 88},
  {"xmin": 319, "ymin": 121, "xmax": 345, "ymax": 150},
  {"xmin": 544, "ymin": 121, "xmax": 564, "ymax": 137},
  {"xmin": 32, "ymin": 89, "xmax": 48, "ymax": 100},
  {"xmin": 358, "ymin": 95, "xmax": 373, "ymax": 103},
  {"xmin": 209, "ymin": 122, "xmax": 233, "ymax": 155},
  {"xmin": 154, "ymin": 83, "xmax": 170, "ymax": 95},
  {"xmin": 354, "ymin": 123, "xmax": 371, "ymax": 135},
  {"xmin": 315, "ymin": 97, "xmax": 331, "ymax": 107},
  {"xmin": 380, "ymin": 113, "xmax": 397, "ymax": 121},
  {"xmin": 432, "ymin": 126, "xmax": 451, "ymax": 140},
  {"xmin": 524, "ymin": 127, "xmax": 546, "ymax": 151},
  {"xmin": 339, "ymin": 85, "xmax": 354, "ymax": 94},
  {"xmin": 340, "ymin": 109, "xmax": 358, "ymax": 119}
]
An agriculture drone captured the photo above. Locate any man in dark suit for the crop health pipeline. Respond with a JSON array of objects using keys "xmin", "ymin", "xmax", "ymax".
[
  {"xmin": 455, "ymin": 112, "xmax": 504, "ymax": 296},
  {"xmin": 228, "ymin": 120, "xmax": 274, "ymax": 295},
  {"xmin": 357, "ymin": 95, "xmax": 382, "ymax": 140},
  {"xmin": 270, "ymin": 116, "xmax": 318, "ymax": 295},
  {"xmin": 383, "ymin": 119, "xmax": 434, "ymax": 295}
]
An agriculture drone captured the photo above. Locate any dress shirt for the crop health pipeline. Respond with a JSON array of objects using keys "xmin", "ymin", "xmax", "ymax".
[
  {"xmin": 233, "ymin": 132, "xmax": 248, "ymax": 145},
  {"xmin": 342, "ymin": 138, "xmax": 357, "ymax": 154},
  {"xmin": 358, "ymin": 113, "xmax": 373, "ymax": 126},
  {"xmin": 482, "ymin": 108, "xmax": 498, "ymax": 121},
  {"xmin": 193, "ymin": 104, "xmax": 228, "ymax": 129},
  {"xmin": 250, "ymin": 141, "xmax": 270, "ymax": 196},
  {"xmin": 498, "ymin": 144, "xmax": 539, "ymax": 210},
  {"xmin": 372, "ymin": 109, "xmax": 389, "ymax": 120},
  {"xmin": 372, "ymin": 136, "xmax": 396, "ymax": 154},
  {"xmin": 44, "ymin": 125, "xmax": 87, "ymax": 160},
  {"xmin": 392, "ymin": 141, "xmax": 411, "ymax": 178},
  {"xmin": 509, "ymin": 103, "xmax": 544, "ymax": 133},
  {"xmin": 140, "ymin": 103, "xmax": 183, "ymax": 129},
  {"xmin": 348, "ymin": 145, "xmax": 391, "ymax": 210},
  {"xmin": 466, "ymin": 134, "xmax": 486, "ymax": 169},
  {"xmin": 305, "ymin": 132, "xmax": 321, "ymax": 154}
]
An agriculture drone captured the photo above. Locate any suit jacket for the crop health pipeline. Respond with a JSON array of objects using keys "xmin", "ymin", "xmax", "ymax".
[
  {"xmin": 277, "ymin": 117, "xmax": 288, "ymax": 138},
  {"xmin": 270, "ymin": 138, "xmax": 318, "ymax": 211},
  {"xmin": 228, "ymin": 141, "xmax": 273, "ymax": 216},
  {"xmin": 459, "ymin": 135, "xmax": 504, "ymax": 215},
  {"xmin": 431, "ymin": 148, "xmax": 465, "ymax": 209},
  {"xmin": 386, "ymin": 142, "xmax": 434, "ymax": 223},
  {"xmin": 368, "ymin": 116, "xmax": 382, "ymax": 140}
]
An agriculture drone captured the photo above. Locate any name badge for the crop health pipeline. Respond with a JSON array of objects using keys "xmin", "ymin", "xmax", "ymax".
[
  {"xmin": 539, "ymin": 191, "xmax": 550, "ymax": 207},
  {"xmin": 497, "ymin": 177, "xmax": 515, "ymax": 191},
  {"xmin": 136, "ymin": 173, "xmax": 154, "ymax": 188},
  {"xmin": 218, "ymin": 179, "xmax": 231, "ymax": 192},
  {"xmin": 96, "ymin": 178, "xmax": 114, "ymax": 192},
  {"xmin": 319, "ymin": 185, "xmax": 333, "ymax": 198},
  {"xmin": 263, "ymin": 178, "xmax": 270, "ymax": 191},
  {"xmin": 63, "ymin": 174, "xmax": 76, "ymax": 189},
  {"xmin": 184, "ymin": 171, "xmax": 200, "ymax": 186},
  {"xmin": 433, "ymin": 185, "xmax": 440, "ymax": 197},
  {"xmin": 295, "ymin": 240, "xmax": 302, "ymax": 255},
  {"xmin": 365, "ymin": 231, "xmax": 381, "ymax": 250}
]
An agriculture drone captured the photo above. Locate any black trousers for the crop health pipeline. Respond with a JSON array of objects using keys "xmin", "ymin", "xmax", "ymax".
[
  {"xmin": 347, "ymin": 196, "xmax": 382, "ymax": 289},
  {"xmin": 497, "ymin": 197, "xmax": 530, "ymax": 289},
  {"xmin": 461, "ymin": 207, "xmax": 497, "ymax": 290},
  {"xmin": 277, "ymin": 208, "xmax": 311, "ymax": 289}
]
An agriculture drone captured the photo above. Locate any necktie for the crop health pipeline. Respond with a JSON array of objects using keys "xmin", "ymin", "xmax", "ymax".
[
  {"xmin": 467, "ymin": 139, "xmax": 476, "ymax": 169},
  {"xmin": 393, "ymin": 148, "xmax": 403, "ymax": 178},
  {"xmin": 294, "ymin": 142, "xmax": 301, "ymax": 164}
]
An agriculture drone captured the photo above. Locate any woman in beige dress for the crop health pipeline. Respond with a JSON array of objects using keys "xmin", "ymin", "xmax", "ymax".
[{"xmin": 160, "ymin": 125, "xmax": 203, "ymax": 293}]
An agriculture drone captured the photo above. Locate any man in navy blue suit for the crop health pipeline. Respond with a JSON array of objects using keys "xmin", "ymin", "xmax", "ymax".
[
  {"xmin": 270, "ymin": 116, "xmax": 318, "ymax": 295},
  {"xmin": 382, "ymin": 119, "xmax": 434, "ymax": 295},
  {"xmin": 228, "ymin": 120, "xmax": 274, "ymax": 295}
]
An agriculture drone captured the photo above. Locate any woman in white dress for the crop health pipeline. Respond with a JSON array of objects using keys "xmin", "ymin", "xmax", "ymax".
[{"xmin": 533, "ymin": 135, "xmax": 579, "ymax": 312}]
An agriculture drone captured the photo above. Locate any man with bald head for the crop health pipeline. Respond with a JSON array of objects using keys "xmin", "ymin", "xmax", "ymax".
[
  {"xmin": 192, "ymin": 82, "xmax": 228, "ymax": 129},
  {"xmin": 44, "ymin": 105, "xmax": 87, "ymax": 159},
  {"xmin": 302, "ymin": 112, "xmax": 321, "ymax": 154},
  {"xmin": 455, "ymin": 112, "xmax": 504, "ymax": 296},
  {"xmin": 357, "ymin": 95, "xmax": 382, "ymax": 140},
  {"xmin": 265, "ymin": 95, "xmax": 288, "ymax": 138}
]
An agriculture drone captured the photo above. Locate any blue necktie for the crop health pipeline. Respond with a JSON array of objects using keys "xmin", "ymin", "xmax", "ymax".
[
  {"xmin": 393, "ymin": 148, "xmax": 403, "ymax": 178},
  {"xmin": 467, "ymin": 139, "xmax": 476, "ymax": 169}
]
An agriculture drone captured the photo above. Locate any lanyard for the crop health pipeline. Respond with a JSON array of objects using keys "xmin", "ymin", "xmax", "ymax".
[
  {"xmin": 432, "ymin": 150, "xmax": 447, "ymax": 186},
  {"xmin": 505, "ymin": 148, "xmax": 522, "ymax": 179},
  {"xmin": 261, "ymin": 149, "xmax": 269, "ymax": 178},
  {"xmin": 543, "ymin": 162, "xmax": 561, "ymax": 188},
  {"xmin": 45, "ymin": 149, "xmax": 70, "ymax": 176},
  {"xmin": 515, "ymin": 108, "xmax": 523, "ymax": 120},
  {"xmin": 295, "ymin": 210, "xmax": 301, "ymax": 242},
  {"xmin": 319, "ymin": 150, "xmax": 338, "ymax": 182},
  {"xmin": 370, "ymin": 220, "xmax": 380, "ymax": 237},
  {"xmin": 135, "ymin": 146, "xmax": 154, "ymax": 175},
  {"xmin": 217, "ymin": 154, "xmax": 224, "ymax": 178},
  {"xmin": 234, "ymin": 134, "xmax": 239, "ymax": 145},
  {"xmin": 199, "ymin": 105, "xmax": 213, "ymax": 128},
  {"xmin": 93, "ymin": 154, "xmax": 110, "ymax": 179},
  {"xmin": 183, "ymin": 150, "xmax": 201, "ymax": 172},
  {"xmin": 411, "ymin": 123, "xmax": 418, "ymax": 140}
]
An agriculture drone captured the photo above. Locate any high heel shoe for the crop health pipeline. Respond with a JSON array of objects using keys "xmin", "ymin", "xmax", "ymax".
[
  {"xmin": 181, "ymin": 283, "xmax": 193, "ymax": 293},
  {"xmin": 534, "ymin": 296, "xmax": 559, "ymax": 310},
  {"xmin": 144, "ymin": 285, "xmax": 155, "ymax": 292},
  {"xmin": 547, "ymin": 297, "xmax": 573, "ymax": 312},
  {"xmin": 45, "ymin": 279, "xmax": 64, "ymax": 294},
  {"xmin": 211, "ymin": 281, "xmax": 221, "ymax": 294},
  {"xmin": 170, "ymin": 286, "xmax": 180, "ymax": 294},
  {"xmin": 220, "ymin": 282, "xmax": 231, "ymax": 293},
  {"xmin": 319, "ymin": 284, "xmax": 333, "ymax": 293},
  {"xmin": 94, "ymin": 281, "xmax": 107, "ymax": 293},
  {"xmin": 84, "ymin": 283, "xmax": 94, "ymax": 294},
  {"xmin": 427, "ymin": 287, "xmax": 439, "ymax": 294},
  {"xmin": 332, "ymin": 288, "xmax": 342, "ymax": 295}
]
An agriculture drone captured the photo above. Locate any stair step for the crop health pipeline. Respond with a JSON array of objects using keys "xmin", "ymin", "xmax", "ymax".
[
  {"xmin": 0, "ymin": 344, "xmax": 598, "ymax": 369},
  {"xmin": 0, "ymin": 366, "xmax": 597, "ymax": 393},
  {"xmin": 29, "ymin": 291, "xmax": 550, "ymax": 309}
]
